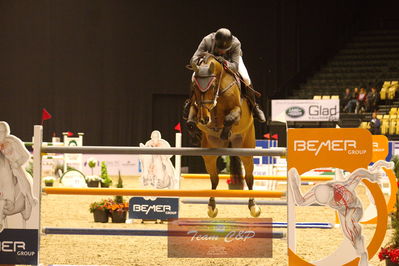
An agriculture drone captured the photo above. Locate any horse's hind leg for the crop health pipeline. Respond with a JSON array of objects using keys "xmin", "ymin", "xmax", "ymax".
[
  {"xmin": 202, "ymin": 155, "xmax": 219, "ymax": 218},
  {"xmin": 240, "ymin": 156, "xmax": 261, "ymax": 217}
]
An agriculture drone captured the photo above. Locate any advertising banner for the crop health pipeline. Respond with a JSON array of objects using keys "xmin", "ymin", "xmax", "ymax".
[
  {"xmin": 129, "ymin": 197, "xmax": 179, "ymax": 220},
  {"xmin": 168, "ymin": 218, "xmax": 272, "ymax": 258},
  {"xmin": 0, "ymin": 122, "xmax": 40, "ymax": 265},
  {"xmin": 271, "ymin": 99, "xmax": 339, "ymax": 121}
]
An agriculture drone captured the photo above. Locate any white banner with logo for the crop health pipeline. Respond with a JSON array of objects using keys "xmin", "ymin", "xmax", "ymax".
[{"xmin": 271, "ymin": 99, "xmax": 339, "ymax": 122}]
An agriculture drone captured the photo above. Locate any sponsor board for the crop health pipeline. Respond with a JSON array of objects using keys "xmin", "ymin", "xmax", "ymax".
[
  {"xmin": 288, "ymin": 128, "xmax": 372, "ymax": 173},
  {"xmin": 129, "ymin": 197, "xmax": 179, "ymax": 220},
  {"xmin": 0, "ymin": 229, "xmax": 38, "ymax": 264},
  {"xmin": 272, "ymin": 99, "xmax": 339, "ymax": 121},
  {"xmin": 168, "ymin": 218, "xmax": 272, "ymax": 258}
]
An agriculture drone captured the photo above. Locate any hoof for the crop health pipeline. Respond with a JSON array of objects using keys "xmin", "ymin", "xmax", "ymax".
[
  {"xmin": 250, "ymin": 205, "xmax": 261, "ymax": 217},
  {"xmin": 207, "ymin": 206, "xmax": 218, "ymax": 218}
]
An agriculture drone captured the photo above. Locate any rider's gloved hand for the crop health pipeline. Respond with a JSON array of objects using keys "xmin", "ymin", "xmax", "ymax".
[{"xmin": 216, "ymin": 56, "xmax": 227, "ymax": 65}]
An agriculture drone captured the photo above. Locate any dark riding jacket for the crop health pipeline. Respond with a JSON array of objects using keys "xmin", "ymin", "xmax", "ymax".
[{"xmin": 190, "ymin": 33, "xmax": 242, "ymax": 72}]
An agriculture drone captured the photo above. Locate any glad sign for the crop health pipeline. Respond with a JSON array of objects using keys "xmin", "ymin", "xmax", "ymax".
[{"xmin": 288, "ymin": 128, "xmax": 372, "ymax": 174}]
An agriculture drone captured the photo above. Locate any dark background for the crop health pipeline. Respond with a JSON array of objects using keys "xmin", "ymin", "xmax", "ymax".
[{"xmin": 0, "ymin": 0, "xmax": 397, "ymax": 150}]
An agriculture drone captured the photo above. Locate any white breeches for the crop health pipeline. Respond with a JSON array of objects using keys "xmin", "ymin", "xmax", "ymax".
[{"xmin": 238, "ymin": 56, "xmax": 251, "ymax": 86}]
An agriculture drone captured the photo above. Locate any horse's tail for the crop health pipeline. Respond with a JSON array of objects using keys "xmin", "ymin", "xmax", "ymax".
[{"xmin": 229, "ymin": 156, "xmax": 243, "ymax": 186}]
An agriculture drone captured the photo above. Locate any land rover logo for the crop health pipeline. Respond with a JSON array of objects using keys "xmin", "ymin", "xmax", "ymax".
[{"xmin": 286, "ymin": 106, "xmax": 305, "ymax": 118}]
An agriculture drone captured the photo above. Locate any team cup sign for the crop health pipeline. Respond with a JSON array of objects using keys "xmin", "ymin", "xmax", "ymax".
[{"xmin": 168, "ymin": 218, "xmax": 272, "ymax": 258}]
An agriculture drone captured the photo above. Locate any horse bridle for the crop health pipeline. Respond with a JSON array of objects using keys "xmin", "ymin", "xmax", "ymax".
[{"xmin": 193, "ymin": 65, "xmax": 237, "ymax": 111}]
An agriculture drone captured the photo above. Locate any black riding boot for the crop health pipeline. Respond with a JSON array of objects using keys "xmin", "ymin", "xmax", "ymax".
[{"xmin": 244, "ymin": 86, "xmax": 266, "ymax": 123}]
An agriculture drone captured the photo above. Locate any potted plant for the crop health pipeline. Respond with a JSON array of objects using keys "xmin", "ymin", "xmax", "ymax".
[
  {"xmin": 86, "ymin": 157, "xmax": 101, "ymax": 187},
  {"xmin": 106, "ymin": 199, "xmax": 129, "ymax": 223},
  {"xmin": 89, "ymin": 199, "xmax": 109, "ymax": 223},
  {"xmin": 106, "ymin": 172, "xmax": 129, "ymax": 223},
  {"xmin": 86, "ymin": 175, "xmax": 102, "ymax": 187},
  {"xmin": 43, "ymin": 176, "xmax": 56, "ymax": 187},
  {"xmin": 100, "ymin": 161, "xmax": 112, "ymax": 188},
  {"xmin": 379, "ymin": 156, "xmax": 399, "ymax": 265}
]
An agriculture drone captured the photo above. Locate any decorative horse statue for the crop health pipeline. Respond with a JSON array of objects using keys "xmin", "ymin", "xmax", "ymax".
[{"xmin": 187, "ymin": 54, "xmax": 261, "ymax": 218}]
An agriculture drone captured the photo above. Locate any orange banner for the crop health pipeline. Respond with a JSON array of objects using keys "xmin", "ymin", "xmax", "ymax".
[{"xmin": 287, "ymin": 128, "xmax": 372, "ymax": 174}]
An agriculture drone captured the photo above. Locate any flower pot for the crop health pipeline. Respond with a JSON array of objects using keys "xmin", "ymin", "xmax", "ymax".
[
  {"xmin": 45, "ymin": 182, "xmax": 54, "ymax": 187},
  {"xmin": 87, "ymin": 180, "xmax": 100, "ymax": 187},
  {"xmin": 386, "ymin": 260, "xmax": 399, "ymax": 266},
  {"xmin": 93, "ymin": 209, "xmax": 108, "ymax": 223},
  {"xmin": 100, "ymin": 183, "xmax": 110, "ymax": 188},
  {"xmin": 228, "ymin": 183, "xmax": 244, "ymax": 190},
  {"xmin": 111, "ymin": 211, "xmax": 127, "ymax": 223}
]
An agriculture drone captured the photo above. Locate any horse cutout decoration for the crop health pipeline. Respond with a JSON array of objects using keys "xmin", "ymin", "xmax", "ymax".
[
  {"xmin": 0, "ymin": 121, "xmax": 37, "ymax": 232},
  {"xmin": 187, "ymin": 53, "xmax": 261, "ymax": 218}
]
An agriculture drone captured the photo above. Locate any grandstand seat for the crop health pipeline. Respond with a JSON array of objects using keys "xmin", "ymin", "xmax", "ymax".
[
  {"xmin": 330, "ymin": 95, "xmax": 340, "ymax": 100},
  {"xmin": 389, "ymin": 119, "xmax": 397, "ymax": 135},
  {"xmin": 313, "ymin": 95, "xmax": 322, "ymax": 100},
  {"xmin": 389, "ymin": 81, "xmax": 399, "ymax": 99},
  {"xmin": 390, "ymin": 107, "xmax": 398, "ymax": 115},
  {"xmin": 381, "ymin": 115, "xmax": 390, "ymax": 135},
  {"xmin": 321, "ymin": 95, "xmax": 331, "ymax": 100},
  {"xmin": 359, "ymin": 122, "xmax": 369, "ymax": 129}
]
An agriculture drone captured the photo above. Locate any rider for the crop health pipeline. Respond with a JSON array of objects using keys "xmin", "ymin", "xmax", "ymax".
[{"xmin": 183, "ymin": 28, "xmax": 266, "ymax": 123}]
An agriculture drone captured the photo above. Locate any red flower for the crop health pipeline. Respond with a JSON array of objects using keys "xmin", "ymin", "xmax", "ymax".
[
  {"xmin": 379, "ymin": 246, "xmax": 399, "ymax": 262},
  {"xmin": 226, "ymin": 179, "xmax": 232, "ymax": 185}
]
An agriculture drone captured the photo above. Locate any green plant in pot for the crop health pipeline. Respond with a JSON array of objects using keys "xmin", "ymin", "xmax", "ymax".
[
  {"xmin": 86, "ymin": 157, "xmax": 101, "ymax": 187},
  {"xmin": 100, "ymin": 161, "xmax": 112, "ymax": 188},
  {"xmin": 379, "ymin": 155, "xmax": 399, "ymax": 265},
  {"xmin": 89, "ymin": 198, "xmax": 109, "ymax": 223},
  {"xmin": 107, "ymin": 171, "xmax": 128, "ymax": 223},
  {"xmin": 43, "ymin": 176, "xmax": 56, "ymax": 187}
]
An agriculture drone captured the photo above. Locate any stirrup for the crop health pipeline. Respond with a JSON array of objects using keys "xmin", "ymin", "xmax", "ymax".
[
  {"xmin": 253, "ymin": 105, "xmax": 266, "ymax": 123},
  {"xmin": 182, "ymin": 100, "xmax": 191, "ymax": 120}
]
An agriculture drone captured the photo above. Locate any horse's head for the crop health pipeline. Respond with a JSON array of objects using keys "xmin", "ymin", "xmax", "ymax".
[{"xmin": 191, "ymin": 55, "xmax": 224, "ymax": 126}]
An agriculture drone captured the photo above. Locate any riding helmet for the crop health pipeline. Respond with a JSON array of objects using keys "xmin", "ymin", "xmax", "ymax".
[{"xmin": 215, "ymin": 28, "xmax": 233, "ymax": 50}]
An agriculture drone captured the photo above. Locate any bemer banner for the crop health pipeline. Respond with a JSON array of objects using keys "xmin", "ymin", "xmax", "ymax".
[{"xmin": 271, "ymin": 99, "xmax": 340, "ymax": 122}]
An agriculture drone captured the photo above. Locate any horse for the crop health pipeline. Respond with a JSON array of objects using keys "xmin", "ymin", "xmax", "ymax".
[{"xmin": 187, "ymin": 53, "xmax": 261, "ymax": 218}]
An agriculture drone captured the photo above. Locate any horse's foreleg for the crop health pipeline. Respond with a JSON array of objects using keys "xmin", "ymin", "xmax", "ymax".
[
  {"xmin": 241, "ymin": 156, "xmax": 261, "ymax": 217},
  {"xmin": 203, "ymin": 155, "xmax": 219, "ymax": 218},
  {"xmin": 221, "ymin": 106, "xmax": 241, "ymax": 140}
]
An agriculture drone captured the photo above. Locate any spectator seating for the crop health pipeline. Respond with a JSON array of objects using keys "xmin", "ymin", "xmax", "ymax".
[
  {"xmin": 380, "ymin": 80, "xmax": 398, "ymax": 100},
  {"xmin": 313, "ymin": 95, "xmax": 339, "ymax": 100}
]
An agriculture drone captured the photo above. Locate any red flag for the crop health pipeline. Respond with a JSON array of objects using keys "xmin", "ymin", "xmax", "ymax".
[
  {"xmin": 67, "ymin": 131, "xmax": 74, "ymax": 137},
  {"xmin": 41, "ymin": 108, "xmax": 52, "ymax": 125},
  {"xmin": 263, "ymin": 133, "xmax": 270, "ymax": 139},
  {"xmin": 174, "ymin": 122, "xmax": 181, "ymax": 132},
  {"xmin": 271, "ymin": 134, "xmax": 278, "ymax": 140}
]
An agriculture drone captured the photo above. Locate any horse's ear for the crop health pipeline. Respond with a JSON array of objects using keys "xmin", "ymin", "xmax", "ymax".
[
  {"xmin": 190, "ymin": 62, "xmax": 199, "ymax": 72},
  {"xmin": 209, "ymin": 62, "xmax": 215, "ymax": 73}
]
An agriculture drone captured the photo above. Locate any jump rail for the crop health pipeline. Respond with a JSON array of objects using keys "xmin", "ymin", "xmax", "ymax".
[
  {"xmin": 41, "ymin": 146, "xmax": 287, "ymax": 157},
  {"xmin": 42, "ymin": 187, "xmax": 285, "ymax": 198},
  {"xmin": 181, "ymin": 173, "xmax": 333, "ymax": 181},
  {"xmin": 42, "ymin": 227, "xmax": 285, "ymax": 238}
]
